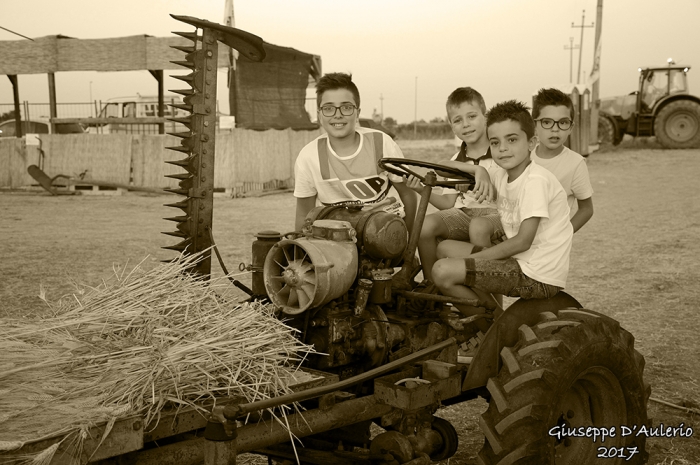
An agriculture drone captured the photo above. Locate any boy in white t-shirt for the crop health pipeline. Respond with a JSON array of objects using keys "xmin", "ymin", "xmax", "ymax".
[
  {"xmin": 433, "ymin": 100, "xmax": 573, "ymax": 320},
  {"xmin": 405, "ymin": 87, "xmax": 503, "ymax": 284},
  {"xmin": 531, "ymin": 88, "xmax": 594, "ymax": 232},
  {"xmin": 293, "ymin": 73, "xmax": 417, "ymax": 232}
]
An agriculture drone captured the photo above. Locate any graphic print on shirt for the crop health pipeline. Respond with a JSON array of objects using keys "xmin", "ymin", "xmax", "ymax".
[
  {"xmin": 498, "ymin": 195, "xmax": 521, "ymax": 236},
  {"xmin": 317, "ymin": 131, "xmax": 392, "ymax": 206},
  {"xmin": 319, "ymin": 175, "xmax": 390, "ymax": 205}
]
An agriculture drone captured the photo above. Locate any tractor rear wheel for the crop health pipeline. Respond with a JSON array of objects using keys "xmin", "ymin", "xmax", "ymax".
[
  {"xmin": 654, "ymin": 99, "xmax": 700, "ymax": 148},
  {"xmin": 598, "ymin": 115, "xmax": 622, "ymax": 146},
  {"xmin": 477, "ymin": 309, "xmax": 649, "ymax": 465}
]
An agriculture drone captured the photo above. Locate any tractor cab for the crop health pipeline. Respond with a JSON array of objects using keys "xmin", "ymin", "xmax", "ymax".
[{"xmin": 638, "ymin": 65, "xmax": 691, "ymax": 113}]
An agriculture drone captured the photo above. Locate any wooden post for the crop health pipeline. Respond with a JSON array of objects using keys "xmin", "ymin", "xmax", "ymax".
[
  {"xmin": 590, "ymin": 0, "xmax": 604, "ymax": 146},
  {"xmin": 225, "ymin": 0, "xmax": 238, "ymax": 125},
  {"xmin": 48, "ymin": 72, "xmax": 57, "ymax": 134},
  {"xmin": 7, "ymin": 75, "xmax": 21, "ymax": 137},
  {"xmin": 150, "ymin": 70, "xmax": 165, "ymax": 134}
]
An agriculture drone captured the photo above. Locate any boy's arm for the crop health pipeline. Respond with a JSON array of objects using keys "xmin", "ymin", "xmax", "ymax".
[
  {"xmin": 468, "ymin": 217, "xmax": 541, "ymax": 260},
  {"xmin": 394, "ymin": 181, "xmax": 418, "ymax": 233},
  {"xmin": 571, "ymin": 197, "xmax": 593, "ymax": 233},
  {"xmin": 295, "ymin": 196, "xmax": 317, "ymax": 231},
  {"xmin": 438, "ymin": 162, "xmax": 495, "ymax": 203}
]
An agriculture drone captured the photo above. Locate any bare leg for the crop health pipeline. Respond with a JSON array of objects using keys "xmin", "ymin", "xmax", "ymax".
[
  {"xmin": 417, "ymin": 214, "xmax": 450, "ymax": 282},
  {"xmin": 432, "ymin": 257, "xmax": 491, "ymax": 333},
  {"xmin": 468, "ymin": 217, "xmax": 504, "ymax": 310},
  {"xmin": 469, "ymin": 216, "xmax": 495, "ymax": 248},
  {"xmin": 436, "ymin": 239, "xmax": 476, "ymax": 259}
]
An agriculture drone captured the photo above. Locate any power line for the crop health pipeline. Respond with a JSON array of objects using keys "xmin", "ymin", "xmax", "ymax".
[
  {"xmin": 571, "ymin": 10, "xmax": 594, "ymax": 84},
  {"xmin": 564, "ymin": 37, "xmax": 580, "ymax": 84},
  {"xmin": 0, "ymin": 25, "xmax": 35, "ymax": 41}
]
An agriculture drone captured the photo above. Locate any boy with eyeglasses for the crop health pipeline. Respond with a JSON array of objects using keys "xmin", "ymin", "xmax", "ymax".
[
  {"xmin": 530, "ymin": 88, "xmax": 594, "ymax": 232},
  {"xmin": 293, "ymin": 72, "xmax": 417, "ymax": 232}
]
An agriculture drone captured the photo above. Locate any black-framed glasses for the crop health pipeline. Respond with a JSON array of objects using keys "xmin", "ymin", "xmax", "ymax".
[
  {"xmin": 535, "ymin": 118, "xmax": 573, "ymax": 130},
  {"xmin": 319, "ymin": 104, "xmax": 357, "ymax": 117}
]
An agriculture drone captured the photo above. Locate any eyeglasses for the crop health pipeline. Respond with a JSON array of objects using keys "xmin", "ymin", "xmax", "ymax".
[
  {"xmin": 535, "ymin": 118, "xmax": 573, "ymax": 130},
  {"xmin": 319, "ymin": 104, "xmax": 357, "ymax": 117}
]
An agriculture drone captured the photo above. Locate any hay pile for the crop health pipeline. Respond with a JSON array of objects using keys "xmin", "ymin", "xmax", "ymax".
[{"xmin": 0, "ymin": 253, "xmax": 315, "ymax": 464}]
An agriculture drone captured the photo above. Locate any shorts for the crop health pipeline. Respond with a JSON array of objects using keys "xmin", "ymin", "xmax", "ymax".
[
  {"xmin": 463, "ymin": 257, "xmax": 561, "ymax": 300},
  {"xmin": 435, "ymin": 207, "xmax": 503, "ymax": 243}
]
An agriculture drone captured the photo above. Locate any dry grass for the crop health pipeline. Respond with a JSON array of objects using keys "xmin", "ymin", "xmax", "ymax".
[
  {"xmin": 0, "ymin": 139, "xmax": 698, "ymax": 463},
  {"xmin": 0, "ymin": 252, "xmax": 314, "ymax": 464}
]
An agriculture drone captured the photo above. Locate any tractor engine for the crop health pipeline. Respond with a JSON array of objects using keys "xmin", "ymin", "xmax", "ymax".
[{"xmin": 251, "ymin": 205, "xmax": 417, "ymax": 376}]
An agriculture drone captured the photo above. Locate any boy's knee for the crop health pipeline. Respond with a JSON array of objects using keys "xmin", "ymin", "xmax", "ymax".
[
  {"xmin": 420, "ymin": 214, "xmax": 445, "ymax": 239},
  {"xmin": 432, "ymin": 259, "xmax": 459, "ymax": 287},
  {"xmin": 470, "ymin": 216, "xmax": 490, "ymax": 235}
]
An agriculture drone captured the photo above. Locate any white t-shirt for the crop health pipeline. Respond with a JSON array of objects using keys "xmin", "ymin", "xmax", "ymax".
[
  {"xmin": 436, "ymin": 148, "xmax": 499, "ymax": 209},
  {"xmin": 491, "ymin": 162, "xmax": 573, "ymax": 288},
  {"xmin": 531, "ymin": 146, "xmax": 593, "ymax": 218},
  {"xmin": 294, "ymin": 128, "xmax": 404, "ymax": 208}
]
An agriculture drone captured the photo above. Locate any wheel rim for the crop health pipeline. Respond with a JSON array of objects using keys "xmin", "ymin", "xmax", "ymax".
[
  {"xmin": 664, "ymin": 111, "xmax": 699, "ymax": 142},
  {"xmin": 553, "ymin": 366, "xmax": 627, "ymax": 464}
]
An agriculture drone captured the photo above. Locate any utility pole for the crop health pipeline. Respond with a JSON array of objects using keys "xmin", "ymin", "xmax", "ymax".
[
  {"xmin": 590, "ymin": 0, "xmax": 604, "ymax": 145},
  {"xmin": 413, "ymin": 77, "xmax": 417, "ymax": 139},
  {"xmin": 564, "ymin": 37, "xmax": 579, "ymax": 84},
  {"xmin": 572, "ymin": 10, "xmax": 594, "ymax": 85},
  {"xmin": 380, "ymin": 93, "xmax": 384, "ymax": 123},
  {"xmin": 224, "ymin": 0, "xmax": 238, "ymax": 122}
]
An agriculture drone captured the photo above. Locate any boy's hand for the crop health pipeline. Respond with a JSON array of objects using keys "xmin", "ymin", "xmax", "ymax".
[
  {"xmin": 405, "ymin": 175, "xmax": 425, "ymax": 193},
  {"xmin": 472, "ymin": 166, "xmax": 495, "ymax": 203}
]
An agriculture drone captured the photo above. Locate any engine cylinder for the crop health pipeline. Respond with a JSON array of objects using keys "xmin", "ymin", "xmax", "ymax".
[
  {"xmin": 312, "ymin": 207, "xmax": 408, "ymax": 260},
  {"xmin": 264, "ymin": 220, "xmax": 358, "ymax": 315}
]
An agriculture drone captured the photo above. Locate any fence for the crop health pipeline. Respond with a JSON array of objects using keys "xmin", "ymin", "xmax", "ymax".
[
  {"xmin": 0, "ymin": 102, "xmax": 98, "ymax": 120},
  {"xmin": 0, "ymin": 128, "xmax": 322, "ymax": 193}
]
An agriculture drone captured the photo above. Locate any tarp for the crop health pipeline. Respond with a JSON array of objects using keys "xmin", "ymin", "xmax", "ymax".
[{"xmin": 234, "ymin": 42, "xmax": 321, "ymax": 130}]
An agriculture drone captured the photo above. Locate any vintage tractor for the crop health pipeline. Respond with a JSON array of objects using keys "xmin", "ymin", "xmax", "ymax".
[
  {"xmin": 598, "ymin": 62, "xmax": 700, "ymax": 148},
  {"xmin": 155, "ymin": 15, "xmax": 651, "ymax": 465}
]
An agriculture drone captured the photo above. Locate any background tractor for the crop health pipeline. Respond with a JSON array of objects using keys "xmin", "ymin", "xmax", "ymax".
[{"xmin": 598, "ymin": 62, "xmax": 700, "ymax": 148}]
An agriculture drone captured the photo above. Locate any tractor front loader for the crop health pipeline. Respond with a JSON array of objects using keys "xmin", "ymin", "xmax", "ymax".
[{"xmin": 10, "ymin": 16, "xmax": 650, "ymax": 465}]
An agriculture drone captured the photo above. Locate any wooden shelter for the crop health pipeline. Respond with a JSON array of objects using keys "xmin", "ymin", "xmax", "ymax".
[{"xmin": 0, "ymin": 33, "xmax": 321, "ymax": 134}]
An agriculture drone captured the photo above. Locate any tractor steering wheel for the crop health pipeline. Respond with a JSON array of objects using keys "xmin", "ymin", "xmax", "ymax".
[{"xmin": 378, "ymin": 158, "xmax": 475, "ymax": 190}]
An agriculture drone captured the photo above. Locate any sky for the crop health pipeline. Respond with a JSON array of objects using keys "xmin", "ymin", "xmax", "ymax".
[{"xmin": 1, "ymin": 0, "xmax": 699, "ymax": 124}]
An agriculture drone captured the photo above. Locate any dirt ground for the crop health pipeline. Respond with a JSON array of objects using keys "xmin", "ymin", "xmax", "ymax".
[{"xmin": 1, "ymin": 139, "xmax": 698, "ymax": 464}]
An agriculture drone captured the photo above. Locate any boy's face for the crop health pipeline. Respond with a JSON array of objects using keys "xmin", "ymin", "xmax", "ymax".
[
  {"xmin": 447, "ymin": 101, "xmax": 486, "ymax": 145},
  {"xmin": 535, "ymin": 105, "xmax": 573, "ymax": 152},
  {"xmin": 488, "ymin": 119, "xmax": 537, "ymax": 178},
  {"xmin": 318, "ymin": 88, "xmax": 359, "ymax": 141}
]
